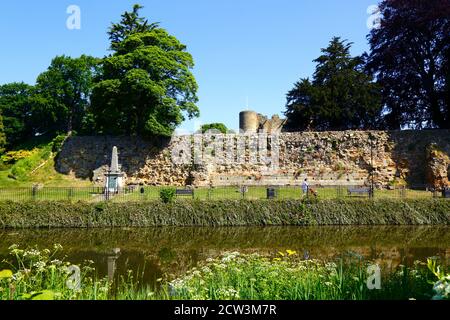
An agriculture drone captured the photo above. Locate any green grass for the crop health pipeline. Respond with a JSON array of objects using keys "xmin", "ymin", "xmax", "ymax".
[
  {"xmin": 1, "ymin": 246, "xmax": 448, "ymax": 300},
  {"xmin": 0, "ymin": 185, "xmax": 436, "ymax": 203},
  {"xmin": 160, "ymin": 252, "xmax": 445, "ymax": 300},
  {"xmin": 52, "ymin": 186, "xmax": 433, "ymax": 202},
  {"xmin": 0, "ymin": 136, "xmax": 92, "ymax": 188},
  {"xmin": 0, "ymin": 199, "xmax": 448, "ymax": 229},
  {"xmin": 0, "ymin": 187, "xmax": 104, "ymax": 202},
  {"xmin": 0, "ymin": 245, "xmax": 112, "ymax": 300}
]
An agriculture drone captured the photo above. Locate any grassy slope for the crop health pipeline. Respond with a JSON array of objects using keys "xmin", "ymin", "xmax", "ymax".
[{"xmin": 0, "ymin": 136, "xmax": 92, "ymax": 188}]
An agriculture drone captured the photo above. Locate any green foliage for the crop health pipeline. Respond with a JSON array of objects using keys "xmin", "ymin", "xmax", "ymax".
[
  {"xmin": 0, "ymin": 246, "xmax": 444, "ymax": 300},
  {"xmin": 0, "ymin": 134, "xmax": 88, "ymax": 187},
  {"xmin": 1, "ymin": 135, "xmax": 57, "ymax": 180},
  {"xmin": 33, "ymin": 55, "xmax": 99, "ymax": 135},
  {"xmin": 0, "ymin": 199, "xmax": 448, "ymax": 229},
  {"xmin": 285, "ymin": 37, "xmax": 382, "ymax": 131},
  {"xmin": 0, "ymin": 55, "xmax": 97, "ymax": 151},
  {"xmin": 367, "ymin": 0, "xmax": 450, "ymax": 129},
  {"xmin": 0, "ymin": 245, "xmax": 112, "ymax": 300},
  {"xmin": 428, "ymin": 258, "xmax": 450, "ymax": 300},
  {"xmin": 0, "ymin": 82, "xmax": 34, "ymax": 148},
  {"xmin": 0, "ymin": 5, "xmax": 198, "ymax": 145},
  {"xmin": 50, "ymin": 134, "xmax": 68, "ymax": 153},
  {"xmin": 159, "ymin": 188, "xmax": 176, "ymax": 203},
  {"xmin": 0, "ymin": 113, "xmax": 6, "ymax": 154},
  {"xmin": 1, "ymin": 150, "xmax": 34, "ymax": 164},
  {"xmin": 10, "ymin": 146, "xmax": 52, "ymax": 180},
  {"xmin": 91, "ymin": 5, "xmax": 199, "ymax": 137},
  {"xmin": 201, "ymin": 123, "xmax": 228, "ymax": 134},
  {"xmin": 108, "ymin": 4, "xmax": 160, "ymax": 51},
  {"xmin": 163, "ymin": 252, "xmax": 438, "ymax": 300}
]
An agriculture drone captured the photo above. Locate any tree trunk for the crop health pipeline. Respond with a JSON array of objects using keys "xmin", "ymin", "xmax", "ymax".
[
  {"xmin": 67, "ymin": 109, "xmax": 73, "ymax": 135},
  {"xmin": 429, "ymin": 92, "xmax": 444, "ymax": 128}
]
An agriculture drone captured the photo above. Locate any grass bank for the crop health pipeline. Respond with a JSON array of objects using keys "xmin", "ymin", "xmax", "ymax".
[
  {"xmin": 0, "ymin": 135, "xmax": 91, "ymax": 188},
  {"xmin": 0, "ymin": 199, "xmax": 449, "ymax": 229}
]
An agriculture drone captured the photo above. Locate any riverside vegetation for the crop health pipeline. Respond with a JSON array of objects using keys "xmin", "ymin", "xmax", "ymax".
[
  {"xmin": 0, "ymin": 199, "xmax": 449, "ymax": 228},
  {"xmin": 0, "ymin": 245, "xmax": 448, "ymax": 300}
]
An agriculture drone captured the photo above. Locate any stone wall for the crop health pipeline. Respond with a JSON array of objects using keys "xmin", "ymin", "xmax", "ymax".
[{"xmin": 56, "ymin": 130, "xmax": 450, "ymax": 188}]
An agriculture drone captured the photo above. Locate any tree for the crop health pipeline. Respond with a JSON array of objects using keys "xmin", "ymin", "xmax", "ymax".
[
  {"xmin": 33, "ymin": 55, "xmax": 98, "ymax": 135},
  {"xmin": 91, "ymin": 5, "xmax": 199, "ymax": 137},
  {"xmin": 0, "ymin": 112, "xmax": 6, "ymax": 154},
  {"xmin": 285, "ymin": 37, "xmax": 382, "ymax": 131},
  {"xmin": 108, "ymin": 4, "xmax": 159, "ymax": 51},
  {"xmin": 367, "ymin": 0, "xmax": 450, "ymax": 129},
  {"xmin": 0, "ymin": 82, "xmax": 35, "ymax": 147},
  {"xmin": 200, "ymin": 123, "xmax": 228, "ymax": 134}
]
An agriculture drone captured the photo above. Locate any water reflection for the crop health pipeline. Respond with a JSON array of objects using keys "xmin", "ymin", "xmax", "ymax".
[
  {"xmin": 107, "ymin": 248, "xmax": 121, "ymax": 282},
  {"xmin": 0, "ymin": 226, "xmax": 448, "ymax": 288}
]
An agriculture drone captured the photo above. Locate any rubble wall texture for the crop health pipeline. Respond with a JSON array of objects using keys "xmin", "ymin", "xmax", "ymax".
[{"xmin": 55, "ymin": 130, "xmax": 450, "ymax": 187}]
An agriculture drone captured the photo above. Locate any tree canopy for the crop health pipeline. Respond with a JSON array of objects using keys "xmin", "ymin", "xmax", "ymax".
[
  {"xmin": 284, "ymin": 37, "xmax": 382, "ymax": 131},
  {"xmin": 2, "ymin": 2, "xmax": 449, "ymax": 154},
  {"xmin": 200, "ymin": 123, "xmax": 228, "ymax": 134},
  {"xmin": 33, "ymin": 55, "xmax": 98, "ymax": 135},
  {"xmin": 108, "ymin": 4, "xmax": 160, "ymax": 52},
  {"xmin": 0, "ymin": 82, "xmax": 35, "ymax": 147},
  {"xmin": 0, "ymin": 5, "xmax": 200, "ymax": 151},
  {"xmin": 91, "ymin": 5, "xmax": 199, "ymax": 137},
  {"xmin": 0, "ymin": 112, "xmax": 6, "ymax": 154},
  {"xmin": 367, "ymin": 0, "xmax": 450, "ymax": 129}
]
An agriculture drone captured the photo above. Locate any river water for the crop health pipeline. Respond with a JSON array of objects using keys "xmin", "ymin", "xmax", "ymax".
[{"xmin": 1, "ymin": 226, "xmax": 449, "ymax": 289}]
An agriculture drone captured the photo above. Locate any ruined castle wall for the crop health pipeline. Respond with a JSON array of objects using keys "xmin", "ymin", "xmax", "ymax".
[{"xmin": 56, "ymin": 130, "xmax": 450, "ymax": 187}]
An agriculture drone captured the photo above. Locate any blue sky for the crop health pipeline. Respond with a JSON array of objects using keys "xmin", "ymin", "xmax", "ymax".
[{"xmin": 0, "ymin": 0, "xmax": 379, "ymax": 132}]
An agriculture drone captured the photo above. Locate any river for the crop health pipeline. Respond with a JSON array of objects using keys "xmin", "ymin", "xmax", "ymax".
[{"xmin": 1, "ymin": 226, "xmax": 448, "ymax": 289}]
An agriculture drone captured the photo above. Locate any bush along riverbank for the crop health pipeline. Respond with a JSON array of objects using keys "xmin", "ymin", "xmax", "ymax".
[
  {"xmin": 0, "ymin": 199, "xmax": 449, "ymax": 229},
  {"xmin": 0, "ymin": 246, "xmax": 449, "ymax": 300}
]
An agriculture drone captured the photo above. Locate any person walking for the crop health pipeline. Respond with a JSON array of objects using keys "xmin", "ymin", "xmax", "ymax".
[{"xmin": 302, "ymin": 179, "xmax": 309, "ymax": 196}]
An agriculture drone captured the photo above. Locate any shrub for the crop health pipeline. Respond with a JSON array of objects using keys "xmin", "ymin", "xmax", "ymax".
[
  {"xmin": 10, "ymin": 146, "xmax": 52, "ymax": 180},
  {"xmin": 50, "ymin": 135, "xmax": 67, "ymax": 153},
  {"xmin": 428, "ymin": 258, "xmax": 450, "ymax": 300},
  {"xmin": 160, "ymin": 188, "xmax": 176, "ymax": 203},
  {"xmin": 1, "ymin": 150, "xmax": 34, "ymax": 164},
  {"xmin": 0, "ymin": 199, "xmax": 449, "ymax": 229},
  {"xmin": 0, "ymin": 244, "xmax": 111, "ymax": 300}
]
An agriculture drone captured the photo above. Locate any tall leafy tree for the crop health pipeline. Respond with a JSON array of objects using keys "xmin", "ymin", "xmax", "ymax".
[
  {"xmin": 285, "ymin": 37, "xmax": 382, "ymax": 131},
  {"xmin": 108, "ymin": 4, "xmax": 160, "ymax": 51},
  {"xmin": 91, "ymin": 5, "xmax": 199, "ymax": 137},
  {"xmin": 367, "ymin": 0, "xmax": 450, "ymax": 129},
  {"xmin": 0, "ymin": 112, "xmax": 6, "ymax": 154},
  {"xmin": 0, "ymin": 82, "xmax": 34, "ymax": 147},
  {"xmin": 33, "ymin": 55, "xmax": 98, "ymax": 135}
]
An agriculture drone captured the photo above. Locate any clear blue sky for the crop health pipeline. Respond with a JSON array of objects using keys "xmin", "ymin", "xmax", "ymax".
[{"xmin": 0, "ymin": 0, "xmax": 379, "ymax": 132}]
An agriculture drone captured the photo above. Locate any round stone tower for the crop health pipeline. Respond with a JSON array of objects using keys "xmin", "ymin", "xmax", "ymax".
[{"xmin": 239, "ymin": 110, "xmax": 259, "ymax": 133}]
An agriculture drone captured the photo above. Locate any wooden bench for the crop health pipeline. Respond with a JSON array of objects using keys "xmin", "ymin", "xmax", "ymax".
[
  {"xmin": 176, "ymin": 189, "xmax": 195, "ymax": 199},
  {"xmin": 347, "ymin": 187, "xmax": 371, "ymax": 197}
]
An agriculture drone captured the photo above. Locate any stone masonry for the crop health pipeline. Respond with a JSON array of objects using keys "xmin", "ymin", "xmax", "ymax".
[{"xmin": 56, "ymin": 130, "xmax": 450, "ymax": 188}]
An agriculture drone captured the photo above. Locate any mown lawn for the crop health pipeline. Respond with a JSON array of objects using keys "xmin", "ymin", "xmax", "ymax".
[{"xmin": 0, "ymin": 185, "xmax": 437, "ymax": 202}]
